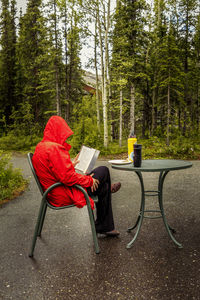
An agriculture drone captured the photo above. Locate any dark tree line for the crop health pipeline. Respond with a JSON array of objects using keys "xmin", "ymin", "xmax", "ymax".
[
  {"xmin": 0, "ymin": 0, "xmax": 84, "ymax": 137},
  {"xmin": 0, "ymin": 0, "xmax": 199, "ymax": 148}
]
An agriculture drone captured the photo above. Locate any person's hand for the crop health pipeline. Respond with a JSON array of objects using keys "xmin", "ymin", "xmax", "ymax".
[
  {"xmin": 72, "ymin": 153, "xmax": 80, "ymax": 167},
  {"xmin": 90, "ymin": 173, "xmax": 99, "ymax": 193}
]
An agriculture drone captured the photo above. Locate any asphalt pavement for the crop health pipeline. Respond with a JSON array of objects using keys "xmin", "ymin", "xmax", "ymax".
[{"xmin": 0, "ymin": 154, "xmax": 200, "ymax": 300}]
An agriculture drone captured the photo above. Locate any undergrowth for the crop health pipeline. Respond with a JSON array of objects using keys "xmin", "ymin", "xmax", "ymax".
[{"xmin": 0, "ymin": 151, "xmax": 28, "ymax": 205}]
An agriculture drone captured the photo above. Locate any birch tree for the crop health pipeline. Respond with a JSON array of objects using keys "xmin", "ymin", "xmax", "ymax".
[
  {"xmin": 94, "ymin": 13, "xmax": 101, "ymax": 132},
  {"xmin": 96, "ymin": 0, "xmax": 111, "ymax": 147},
  {"xmin": 46, "ymin": 0, "xmax": 62, "ymax": 116}
]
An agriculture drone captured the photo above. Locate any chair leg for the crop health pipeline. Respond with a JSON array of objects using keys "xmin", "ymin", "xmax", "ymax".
[
  {"xmin": 37, "ymin": 203, "xmax": 47, "ymax": 237},
  {"xmin": 29, "ymin": 200, "xmax": 46, "ymax": 257},
  {"xmin": 86, "ymin": 204, "xmax": 100, "ymax": 254}
]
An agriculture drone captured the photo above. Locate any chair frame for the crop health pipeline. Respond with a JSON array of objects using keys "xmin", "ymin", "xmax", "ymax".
[{"xmin": 27, "ymin": 152, "xmax": 100, "ymax": 256}]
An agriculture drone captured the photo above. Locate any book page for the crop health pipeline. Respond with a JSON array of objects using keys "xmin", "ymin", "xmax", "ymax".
[
  {"xmin": 75, "ymin": 146, "xmax": 97, "ymax": 173},
  {"xmin": 86, "ymin": 149, "xmax": 100, "ymax": 174}
]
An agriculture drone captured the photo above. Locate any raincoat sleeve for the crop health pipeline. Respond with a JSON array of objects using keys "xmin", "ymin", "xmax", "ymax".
[{"xmin": 48, "ymin": 145, "xmax": 93, "ymax": 188}]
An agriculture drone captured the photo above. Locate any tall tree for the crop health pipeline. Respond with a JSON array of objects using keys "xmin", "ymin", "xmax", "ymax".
[
  {"xmin": 0, "ymin": 0, "xmax": 17, "ymax": 125},
  {"xmin": 178, "ymin": 0, "xmax": 198, "ymax": 135},
  {"xmin": 58, "ymin": 0, "xmax": 85, "ymax": 122},
  {"xmin": 16, "ymin": 0, "xmax": 53, "ymax": 124},
  {"xmin": 46, "ymin": 0, "xmax": 63, "ymax": 116},
  {"xmin": 157, "ymin": 21, "xmax": 184, "ymax": 145},
  {"xmin": 94, "ymin": 12, "xmax": 101, "ymax": 132},
  {"xmin": 111, "ymin": 0, "xmax": 147, "ymax": 139},
  {"xmin": 95, "ymin": 0, "xmax": 111, "ymax": 148},
  {"xmin": 192, "ymin": 7, "xmax": 200, "ymax": 131}
]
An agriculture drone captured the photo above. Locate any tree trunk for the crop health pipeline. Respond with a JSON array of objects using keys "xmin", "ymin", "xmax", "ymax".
[
  {"xmin": 94, "ymin": 14, "xmax": 100, "ymax": 132},
  {"xmin": 129, "ymin": 82, "xmax": 135, "ymax": 135},
  {"xmin": 97, "ymin": 0, "xmax": 110, "ymax": 148},
  {"xmin": 53, "ymin": 0, "xmax": 61, "ymax": 116},
  {"xmin": 166, "ymin": 83, "xmax": 170, "ymax": 146},
  {"xmin": 151, "ymin": 88, "xmax": 156, "ymax": 136},
  {"xmin": 64, "ymin": 1, "xmax": 70, "ymax": 122},
  {"xmin": 119, "ymin": 87, "xmax": 123, "ymax": 147},
  {"xmin": 197, "ymin": 80, "xmax": 200, "ymax": 131}
]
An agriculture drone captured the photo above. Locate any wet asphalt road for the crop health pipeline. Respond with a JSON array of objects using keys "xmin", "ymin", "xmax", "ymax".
[{"xmin": 0, "ymin": 154, "xmax": 200, "ymax": 300}]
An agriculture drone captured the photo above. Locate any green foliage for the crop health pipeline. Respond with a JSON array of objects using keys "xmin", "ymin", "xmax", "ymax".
[
  {"xmin": 0, "ymin": 101, "xmax": 42, "ymax": 152},
  {"xmin": 9, "ymin": 101, "xmax": 34, "ymax": 135},
  {"xmin": 140, "ymin": 136, "xmax": 200, "ymax": 160},
  {"xmin": 0, "ymin": 134, "xmax": 41, "ymax": 152},
  {"xmin": 15, "ymin": 0, "xmax": 57, "ymax": 123},
  {"xmin": 0, "ymin": 0, "xmax": 17, "ymax": 123},
  {"xmin": 0, "ymin": 151, "xmax": 27, "ymax": 203},
  {"xmin": 99, "ymin": 141, "xmax": 128, "ymax": 156},
  {"xmin": 69, "ymin": 95, "xmax": 103, "ymax": 155},
  {"xmin": 0, "ymin": 0, "xmax": 200, "ymax": 151}
]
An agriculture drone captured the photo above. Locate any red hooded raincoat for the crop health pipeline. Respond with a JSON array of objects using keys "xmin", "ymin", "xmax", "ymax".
[{"xmin": 32, "ymin": 116, "xmax": 94, "ymax": 208}]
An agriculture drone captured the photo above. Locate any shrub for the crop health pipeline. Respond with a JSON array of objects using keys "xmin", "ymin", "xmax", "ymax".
[{"xmin": 0, "ymin": 151, "xmax": 28, "ymax": 204}]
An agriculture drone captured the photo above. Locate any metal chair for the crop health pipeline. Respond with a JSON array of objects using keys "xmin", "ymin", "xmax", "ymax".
[{"xmin": 27, "ymin": 153, "xmax": 100, "ymax": 257}]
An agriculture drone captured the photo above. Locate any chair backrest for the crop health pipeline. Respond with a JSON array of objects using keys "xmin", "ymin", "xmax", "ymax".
[{"xmin": 27, "ymin": 153, "xmax": 44, "ymax": 195}]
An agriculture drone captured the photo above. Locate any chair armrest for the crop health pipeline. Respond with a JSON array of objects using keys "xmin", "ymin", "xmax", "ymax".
[
  {"xmin": 74, "ymin": 184, "xmax": 98, "ymax": 203},
  {"xmin": 42, "ymin": 182, "xmax": 98, "ymax": 210},
  {"xmin": 42, "ymin": 182, "xmax": 64, "ymax": 200}
]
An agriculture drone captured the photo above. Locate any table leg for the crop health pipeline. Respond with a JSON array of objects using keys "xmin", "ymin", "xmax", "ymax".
[
  {"xmin": 158, "ymin": 171, "xmax": 183, "ymax": 248},
  {"xmin": 126, "ymin": 170, "xmax": 182, "ymax": 249},
  {"xmin": 127, "ymin": 171, "xmax": 145, "ymax": 249}
]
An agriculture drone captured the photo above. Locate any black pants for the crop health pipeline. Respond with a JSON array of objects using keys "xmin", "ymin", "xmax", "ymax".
[{"xmin": 87, "ymin": 166, "xmax": 115, "ymax": 233}]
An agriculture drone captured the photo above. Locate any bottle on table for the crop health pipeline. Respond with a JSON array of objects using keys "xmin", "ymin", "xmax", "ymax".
[
  {"xmin": 134, "ymin": 144, "xmax": 142, "ymax": 167},
  {"xmin": 128, "ymin": 131, "xmax": 137, "ymax": 162}
]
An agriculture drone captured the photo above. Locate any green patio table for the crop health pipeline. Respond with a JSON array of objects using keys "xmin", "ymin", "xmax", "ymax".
[{"xmin": 112, "ymin": 159, "xmax": 192, "ymax": 249}]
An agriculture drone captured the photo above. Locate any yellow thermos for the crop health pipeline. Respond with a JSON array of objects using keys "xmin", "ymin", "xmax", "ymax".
[{"xmin": 128, "ymin": 137, "xmax": 137, "ymax": 161}]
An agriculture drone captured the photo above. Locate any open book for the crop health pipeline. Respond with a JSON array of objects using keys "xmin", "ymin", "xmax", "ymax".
[{"xmin": 75, "ymin": 145, "xmax": 100, "ymax": 174}]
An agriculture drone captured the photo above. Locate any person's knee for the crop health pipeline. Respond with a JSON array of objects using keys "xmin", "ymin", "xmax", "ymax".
[
  {"xmin": 101, "ymin": 165, "xmax": 109, "ymax": 172},
  {"xmin": 92, "ymin": 166, "xmax": 110, "ymax": 182},
  {"xmin": 99, "ymin": 166, "xmax": 110, "ymax": 177}
]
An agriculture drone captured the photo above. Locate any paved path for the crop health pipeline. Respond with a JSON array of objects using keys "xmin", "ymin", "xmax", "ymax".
[{"xmin": 0, "ymin": 154, "xmax": 200, "ymax": 299}]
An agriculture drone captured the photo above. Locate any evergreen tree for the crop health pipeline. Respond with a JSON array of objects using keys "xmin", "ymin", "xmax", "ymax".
[
  {"xmin": 111, "ymin": 0, "xmax": 148, "ymax": 138},
  {"xmin": 16, "ymin": 0, "xmax": 54, "ymax": 125},
  {"xmin": 65, "ymin": 4, "xmax": 84, "ymax": 123},
  {"xmin": 178, "ymin": 0, "xmax": 198, "ymax": 134},
  {"xmin": 45, "ymin": 0, "xmax": 63, "ymax": 116},
  {"xmin": 157, "ymin": 21, "xmax": 184, "ymax": 144},
  {"xmin": 0, "ymin": 0, "xmax": 17, "ymax": 126},
  {"xmin": 149, "ymin": 0, "xmax": 167, "ymax": 135}
]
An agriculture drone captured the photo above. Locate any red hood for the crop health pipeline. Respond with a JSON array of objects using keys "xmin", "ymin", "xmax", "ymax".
[{"xmin": 42, "ymin": 116, "xmax": 73, "ymax": 149}]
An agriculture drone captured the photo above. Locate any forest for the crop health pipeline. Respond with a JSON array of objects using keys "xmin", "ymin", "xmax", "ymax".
[{"xmin": 0, "ymin": 0, "xmax": 200, "ymax": 158}]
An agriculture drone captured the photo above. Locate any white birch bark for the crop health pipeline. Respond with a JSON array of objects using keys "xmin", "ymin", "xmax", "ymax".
[
  {"xmin": 103, "ymin": 0, "xmax": 110, "ymax": 148},
  {"xmin": 94, "ymin": 15, "xmax": 100, "ymax": 132},
  {"xmin": 96, "ymin": 0, "xmax": 110, "ymax": 148},
  {"xmin": 106, "ymin": 32, "xmax": 113, "ymax": 142},
  {"xmin": 119, "ymin": 87, "xmax": 123, "ymax": 147},
  {"xmin": 53, "ymin": 0, "xmax": 61, "ymax": 116},
  {"xmin": 130, "ymin": 83, "xmax": 135, "ymax": 135}
]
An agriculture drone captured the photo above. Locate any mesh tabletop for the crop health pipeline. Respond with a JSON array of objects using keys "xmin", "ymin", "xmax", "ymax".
[{"xmin": 111, "ymin": 159, "xmax": 193, "ymax": 172}]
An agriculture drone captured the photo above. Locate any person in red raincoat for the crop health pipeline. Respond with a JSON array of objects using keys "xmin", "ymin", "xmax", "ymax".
[{"xmin": 33, "ymin": 116, "xmax": 121, "ymax": 236}]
